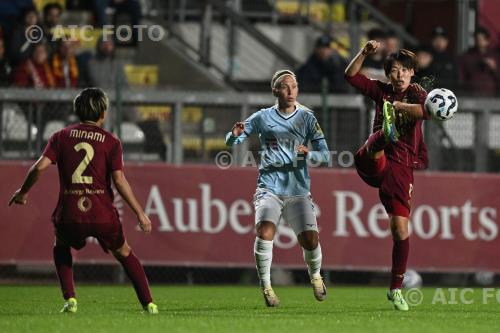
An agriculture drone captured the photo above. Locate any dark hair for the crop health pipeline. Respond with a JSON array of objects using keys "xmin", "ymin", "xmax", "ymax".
[
  {"xmin": 73, "ymin": 88, "xmax": 109, "ymax": 122},
  {"xmin": 43, "ymin": 3, "xmax": 63, "ymax": 18},
  {"xmin": 474, "ymin": 26, "xmax": 490, "ymax": 39},
  {"xmin": 367, "ymin": 28, "xmax": 386, "ymax": 41},
  {"xmin": 383, "ymin": 49, "xmax": 418, "ymax": 77}
]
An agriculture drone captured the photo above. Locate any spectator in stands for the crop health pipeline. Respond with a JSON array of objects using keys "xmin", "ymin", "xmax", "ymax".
[
  {"xmin": 42, "ymin": 2, "xmax": 64, "ymax": 53},
  {"xmin": 93, "ymin": 0, "xmax": 142, "ymax": 46},
  {"xmin": 385, "ymin": 30, "xmax": 401, "ymax": 56},
  {"xmin": 87, "ymin": 37, "xmax": 127, "ymax": 88},
  {"xmin": 429, "ymin": 26, "xmax": 457, "ymax": 89},
  {"xmin": 459, "ymin": 26, "xmax": 500, "ymax": 96},
  {"xmin": 8, "ymin": 6, "xmax": 39, "ymax": 66},
  {"xmin": 296, "ymin": 35, "xmax": 348, "ymax": 93},
  {"xmin": 415, "ymin": 45, "xmax": 436, "ymax": 88},
  {"xmin": 0, "ymin": 0, "xmax": 34, "ymax": 38},
  {"xmin": 360, "ymin": 28, "xmax": 387, "ymax": 81},
  {"xmin": 51, "ymin": 38, "xmax": 79, "ymax": 88},
  {"xmin": 13, "ymin": 42, "xmax": 55, "ymax": 88},
  {"xmin": 0, "ymin": 37, "xmax": 12, "ymax": 86}
]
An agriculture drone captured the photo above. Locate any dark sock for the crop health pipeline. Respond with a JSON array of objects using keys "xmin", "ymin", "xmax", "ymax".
[
  {"xmin": 366, "ymin": 130, "xmax": 388, "ymax": 154},
  {"xmin": 390, "ymin": 238, "xmax": 410, "ymax": 290},
  {"xmin": 117, "ymin": 251, "xmax": 153, "ymax": 306},
  {"xmin": 53, "ymin": 246, "xmax": 75, "ymax": 300}
]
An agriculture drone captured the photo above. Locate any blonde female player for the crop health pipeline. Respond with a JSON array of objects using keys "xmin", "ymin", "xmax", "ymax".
[{"xmin": 225, "ymin": 70, "xmax": 330, "ymax": 307}]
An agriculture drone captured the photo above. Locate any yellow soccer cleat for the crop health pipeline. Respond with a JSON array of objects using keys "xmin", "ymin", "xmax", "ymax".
[
  {"xmin": 60, "ymin": 297, "xmax": 77, "ymax": 313},
  {"xmin": 144, "ymin": 302, "xmax": 159, "ymax": 314},
  {"xmin": 311, "ymin": 275, "xmax": 327, "ymax": 301}
]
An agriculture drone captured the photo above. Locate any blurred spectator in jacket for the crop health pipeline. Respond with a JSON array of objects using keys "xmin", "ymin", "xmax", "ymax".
[
  {"xmin": 296, "ymin": 34, "xmax": 348, "ymax": 93},
  {"xmin": 385, "ymin": 30, "xmax": 401, "ymax": 56},
  {"xmin": 51, "ymin": 38, "xmax": 79, "ymax": 88},
  {"xmin": 87, "ymin": 37, "xmax": 127, "ymax": 88},
  {"xmin": 459, "ymin": 26, "xmax": 500, "ymax": 96},
  {"xmin": 0, "ymin": 0, "xmax": 34, "ymax": 37},
  {"xmin": 13, "ymin": 41, "xmax": 55, "ymax": 88},
  {"xmin": 42, "ymin": 2, "xmax": 63, "ymax": 53},
  {"xmin": 415, "ymin": 45, "xmax": 436, "ymax": 90},
  {"xmin": 430, "ymin": 26, "xmax": 457, "ymax": 89},
  {"xmin": 8, "ymin": 6, "xmax": 40, "ymax": 66},
  {"xmin": 0, "ymin": 37, "xmax": 12, "ymax": 86}
]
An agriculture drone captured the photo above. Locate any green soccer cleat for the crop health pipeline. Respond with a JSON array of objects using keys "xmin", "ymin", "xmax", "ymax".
[
  {"xmin": 311, "ymin": 275, "xmax": 327, "ymax": 301},
  {"xmin": 387, "ymin": 289, "xmax": 409, "ymax": 311},
  {"xmin": 144, "ymin": 302, "xmax": 159, "ymax": 314},
  {"xmin": 383, "ymin": 100, "xmax": 400, "ymax": 143},
  {"xmin": 60, "ymin": 297, "xmax": 77, "ymax": 313},
  {"xmin": 262, "ymin": 286, "xmax": 280, "ymax": 307}
]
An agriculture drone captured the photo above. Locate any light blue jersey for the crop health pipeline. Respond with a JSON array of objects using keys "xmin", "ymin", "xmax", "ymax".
[{"xmin": 225, "ymin": 103, "xmax": 330, "ymax": 196}]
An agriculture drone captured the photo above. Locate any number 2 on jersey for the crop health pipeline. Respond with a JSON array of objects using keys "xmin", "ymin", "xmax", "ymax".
[{"xmin": 72, "ymin": 142, "xmax": 94, "ymax": 184}]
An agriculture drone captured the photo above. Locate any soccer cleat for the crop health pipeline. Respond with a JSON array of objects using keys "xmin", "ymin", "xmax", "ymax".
[
  {"xmin": 60, "ymin": 297, "xmax": 77, "ymax": 313},
  {"xmin": 262, "ymin": 286, "xmax": 280, "ymax": 307},
  {"xmin": 383, "ymin": 100, "xmax": 400, "ymax": 143},
  {"xmin": 387, "ymin": 289, "xmax": 409, "ymax": 311},
  {"xmin": 144, "ymin": 302, "xmax": 159, "ymax": 314},
  {"xmin": 310, "ymin": 275, "xmax": 327, "ymax": 301}
]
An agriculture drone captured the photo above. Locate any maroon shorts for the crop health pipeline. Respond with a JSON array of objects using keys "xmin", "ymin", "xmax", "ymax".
[
  {"xmin": 54, "ymin": 220, "xmax": 125, "ymax": 252},
  {"xmin": 355, "ymin": 148, "xmax": 414, "ymax": 218}
]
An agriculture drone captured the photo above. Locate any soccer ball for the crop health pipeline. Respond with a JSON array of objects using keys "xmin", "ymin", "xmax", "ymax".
[
  {"xmin": 424, "ymin": 88, "xmax": 458, "ymax": 121},
  {"xmin": 403, "ymin": 269, "xmax": 423, "ymax": 288}
]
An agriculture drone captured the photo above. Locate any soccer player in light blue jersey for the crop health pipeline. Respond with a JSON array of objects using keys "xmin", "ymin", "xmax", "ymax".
[{"xmin": 225, "ymin": 70, "xmax": 330, "ymax": 307}]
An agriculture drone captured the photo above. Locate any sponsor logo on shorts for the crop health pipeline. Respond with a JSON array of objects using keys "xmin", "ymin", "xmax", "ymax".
[{"xmin": 77, "ymin": 196, "xmax": 92, "ymax": 213}]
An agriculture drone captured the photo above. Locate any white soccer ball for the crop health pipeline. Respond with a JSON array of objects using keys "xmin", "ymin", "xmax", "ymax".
[
  {"xmin": 403, "ymin": 269, "xmax": 423, "ymax": 289},
  {"xmin": 425, "ymin": 88, "xmax": 458, "ymax": 121}
]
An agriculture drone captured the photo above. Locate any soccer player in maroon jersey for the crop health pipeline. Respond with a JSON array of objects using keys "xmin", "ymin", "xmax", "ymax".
[
  {"xmin": 345, "ymin": 41, "xmax": 429, "ymax": 311},
  {"xmin": 9, "ymin": 88, "xmax": 158, "ymax": 314}
]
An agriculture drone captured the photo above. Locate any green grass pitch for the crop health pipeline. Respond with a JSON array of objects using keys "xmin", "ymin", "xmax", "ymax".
[{"xmin": 1, "ymin": 285, "xmax": 499, "ymax": 333}]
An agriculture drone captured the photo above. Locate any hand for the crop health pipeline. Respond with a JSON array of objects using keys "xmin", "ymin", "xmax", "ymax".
[
  {"xmin": 232, "ymin": 122, "xmax": 245, "ymax": 136},
  {"xmin": 362, "ymin": 40, "xmax": 381, "ymax": 56},
  {"xmin": 9, "ymin": 189, "xmax": 28, "ymax": 206},
  {"xmin": 296, "ymin": 145, "xmax": 309, "ymax": 156},
  {"xmin": 137, "ymin": 213, "xmax": 152, "ymax": 233},
  {"xmin": 483, "ymin": 57, "xmax": 497, "ymax": 71}
]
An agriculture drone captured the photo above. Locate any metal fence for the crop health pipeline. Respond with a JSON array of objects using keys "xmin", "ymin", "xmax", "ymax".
[{"xmin": 1, "ymin": 88, "xmax": 500, "ymax": 172}]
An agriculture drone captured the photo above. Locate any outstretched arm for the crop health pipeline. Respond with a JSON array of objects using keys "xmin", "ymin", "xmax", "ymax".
[
  {"xmin": 112, "ymin": 170, "xmax": 152, "ymax": 233},
  {"xmin": 297, "ymin": 139, "xmax": 330, "ymax": 165},
  {"xmin": 393, "ymin": 101, "xmax": 425, "ymax": 120},
  {"xmin": 225, "ymin": 122, "xmax": 249, "ymax": 146},
  {"xmin": 345, "ymin": 40, "xmax": 381, "ymax": 77},
  {"xmin": 9, "ymin": 156, "xmax": 52, "ymax": 206}
]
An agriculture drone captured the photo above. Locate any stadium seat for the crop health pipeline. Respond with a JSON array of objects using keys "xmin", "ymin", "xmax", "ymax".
[
  {"xmin": 43, "ymin": 121, "xmax": 66, "ymax": 141},
  {"xmin": 1, "ymin": 105, "xmax": 37, "ymax": 142}
]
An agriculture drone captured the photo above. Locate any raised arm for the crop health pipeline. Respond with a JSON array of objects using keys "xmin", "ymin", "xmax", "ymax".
[
  {"xmin": 112, "ymin": 170, "xmax": 152, "ymax": 233},
  {"xmin": 9, "ymin": 156, "xmax": 53, "ymax": 206},
  {"xmin": 345, "ymin": 40, "xmax": 381, "ymax": 77},
  {"xmin": 225, "ymin": 111, "xmax": 259, "ymax": 146}
]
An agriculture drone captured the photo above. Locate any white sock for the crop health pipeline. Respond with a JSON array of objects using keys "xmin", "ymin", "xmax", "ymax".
[
  {"xmin": 303, "ymin": 243, "xmax": 322, "ymax": 278},
  {"xmin": 254, "ymin": 237, "xmax": 273, "ymax": 288}
]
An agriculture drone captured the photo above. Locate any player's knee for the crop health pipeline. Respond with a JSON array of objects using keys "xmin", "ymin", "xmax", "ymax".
[
  {"xmin": 390, "ymin": 220, "xmax": 409, "ymax": 240},
  {"xmin": 113, "ymin": 243, "xmax": 131, "ymax": 259},
  {"xmin": 256, "ymin": 221, "xmax": 276, "ymax": 241},
  {"xmin": 298, "ymin": 231, "xmax": 319, "ymax": 250}
]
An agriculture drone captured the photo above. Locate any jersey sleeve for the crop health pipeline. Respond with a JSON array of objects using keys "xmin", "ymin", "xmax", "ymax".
[
  {"xmin": 409, "ymin": 83, "xmax": 431, "ymax": 120},
  {"xmin": 225, "ymin": 110, "xmax": 261, "ymax": 146},
  {"xmin": 109, "ymin": 139, "xmax": 124, "ymax": 171},
  {"xmin": 306, "ymin": 114, "xmax": 330, "ymax": 164},
  {"xmin": 42, "ymin": 132, "xmax": 59, "ymax": 164},
  {"xmin": 345, "ymin": 73, "xmax": 384, "ymax": 101}
]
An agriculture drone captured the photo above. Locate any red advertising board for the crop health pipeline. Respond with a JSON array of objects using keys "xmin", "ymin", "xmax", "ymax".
[{"xmin": 1, "ymin": 162, "xmax": 499, "ymax": 272}]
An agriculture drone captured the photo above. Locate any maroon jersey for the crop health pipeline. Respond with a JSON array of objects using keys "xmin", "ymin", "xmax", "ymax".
[
  {"xmin": 43, "ymin": 123, "xmax": 123, "ymax": 224},
  {"xmin": 346, "ymin": 73, "xmax": 429, "ymax": 169}
]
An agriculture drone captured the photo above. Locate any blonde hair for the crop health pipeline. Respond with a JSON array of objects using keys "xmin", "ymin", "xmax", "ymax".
[{"xmin": 271, "ymin": 69, "xmax": 297, "ymax": 89}]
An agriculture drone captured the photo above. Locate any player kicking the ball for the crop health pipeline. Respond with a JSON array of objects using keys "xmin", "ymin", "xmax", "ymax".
[
  {"xmin": 225, "ymin": 70, "xmax": 330, "ymax": 307},
  {"xmin": 345, "ymin": 41, "xmax": 430, "ymax": 311},
  {"xmin": 9, "ymin": 88, "xmax": 158, "ymax": 314}
]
